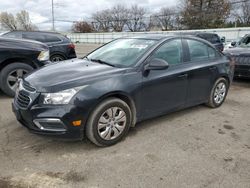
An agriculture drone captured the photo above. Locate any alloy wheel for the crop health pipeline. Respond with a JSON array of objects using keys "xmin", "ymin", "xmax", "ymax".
[
  {"xmin": 97, "ymin": 107, "xmax": 127, "ymax": 140},
  {"xmin": 7, "ymin": 69, "xmax": 28, "ymax": 91},
  {"xmin": 213, "ymin": 82, "xmax": 226, "ymax": 104}
]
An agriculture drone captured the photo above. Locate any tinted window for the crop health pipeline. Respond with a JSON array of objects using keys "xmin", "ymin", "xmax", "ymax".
[
  {"xmin": 198, "ymin": 34, "xmax": 220, "ymax": 44},
  {"xmin": 22, "ymin": 33, "xmax": 46, "ymax": 42},
  {"xmin": 187, "ymin": 40, "xmax": 209, "ymax": 61},
  {"xmin": 210, "ymin": 34, "xmax": 220, "ymax": 43},
  {"xmin": 151, "ymin": 39, "xmax": 183, "ymax": 65},
  {"xmin": 45, "ymin": 35, "xmax": 61, "ymax": 42}
]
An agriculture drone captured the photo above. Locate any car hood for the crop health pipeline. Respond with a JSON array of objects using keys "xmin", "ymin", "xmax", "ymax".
[
  {"xmin": 224, "ymin": 47, "xmax": 250, "ymax": 56},
  {"xmin": 0, "ymin": 37, "xmax": 48, "ymax": 51},
  {"xmin": 25, "ymin": 58, "xmax": 126, "ymax": 93}
]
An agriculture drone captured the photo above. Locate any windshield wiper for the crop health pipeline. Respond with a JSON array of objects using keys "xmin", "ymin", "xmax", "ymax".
[{"xmin": 90, "ymin": 58, "xmax": 115, "ymax": 67}]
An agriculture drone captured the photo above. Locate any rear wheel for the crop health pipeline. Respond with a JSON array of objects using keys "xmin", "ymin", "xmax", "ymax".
[
  {"xmin": 206, "ymin": 78, "xmax": 229, "ymax": 108},
  {"xmin": 50, "ymin": 54, "xmax": 66, "ymax": 62},
  {"xmin": 86, "ymin": 98, "xmax": 132, "ymax": 146},
  {"xmin": 0, "ymin": 63, "xmax": 33, "ymax": 97}
]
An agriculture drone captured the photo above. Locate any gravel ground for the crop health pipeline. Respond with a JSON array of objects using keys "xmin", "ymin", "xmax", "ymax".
[{"xmin": 0, "ymin": 44, "xmax": 249, "ymax": 188}]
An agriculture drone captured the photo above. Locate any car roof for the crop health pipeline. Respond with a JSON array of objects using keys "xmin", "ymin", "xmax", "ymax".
[
  {"xmin": 179, "ymin": 32, "xmax": 219, "ymax": 36},
  {"xmin": 5, "ymin": 30, "xmax": 61, "ymax": 35},
  {"xmin": 126, "ymin": 34, "xmax": 176, "ymax": 40}
]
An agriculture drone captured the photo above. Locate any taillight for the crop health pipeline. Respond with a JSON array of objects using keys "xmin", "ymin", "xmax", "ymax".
[{"xmin": 68, "ymin": 43, "xmax": 75, "ymax": 49}]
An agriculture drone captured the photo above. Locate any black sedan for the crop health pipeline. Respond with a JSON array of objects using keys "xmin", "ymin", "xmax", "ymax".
[
  {"xmin": 2, "ymin": 31, "xmax": 77, "ymax": 62},
  {"xmin": 0, "ymin": 37, "xmax": 49, "ymax": 97},
  {"xmin": 12, "ymin": 35, "xmax": 234, "ymax": 146}
]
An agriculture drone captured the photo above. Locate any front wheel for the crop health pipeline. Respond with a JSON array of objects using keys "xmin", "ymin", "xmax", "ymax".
[
  {"xmin": 86, "ymin": 98, "xmax": 132, "ymax": 146},
  {"xmin": 206, "ymin": 78, "xmax": 229, "ymax": 108}
]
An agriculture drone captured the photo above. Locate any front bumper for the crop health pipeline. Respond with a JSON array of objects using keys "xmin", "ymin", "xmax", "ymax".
[{"xmin": 12, "ymin": 102, "xmax": 86, "ymax": 140}]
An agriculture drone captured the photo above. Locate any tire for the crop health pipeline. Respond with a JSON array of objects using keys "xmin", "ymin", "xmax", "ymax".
[
  {"xmin": 50, "ymin": 54, "xmax": 66, "ymax": 62},
  {"xmin": 86, "ymin": 98, "xmax": 132, "ymax": 146},
  {"xmin": 0, "ymin": 63, "xmax": 33, "ymax": 97},
  {"xmin": 206, "ymin": 78, "xmax": 229, "ymax": 108}
]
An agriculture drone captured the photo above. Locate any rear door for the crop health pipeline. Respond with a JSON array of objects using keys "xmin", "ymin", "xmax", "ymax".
[{"xmin": 183, "ymin": 38, "xmax": 220, "ymax": 106}]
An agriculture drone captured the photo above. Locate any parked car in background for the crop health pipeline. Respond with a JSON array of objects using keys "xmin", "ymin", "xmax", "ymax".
[
  {"xmin": 181, "ymin": 32, "xmax": 224, "ymax": 51},
  {"xmin": 0, "ymin": 37, "xmax": 50, "ymax": 96},
  {"xmin": 224, "ymin": 47, "xmax": 250, "ymax": 78},
  {"xmin": 2, "ymin": 31, "xmax": 76, "ymax": 62},
  {"xmin": 12, "ymin": 35, "xmax": 234, "ymax": 146}
]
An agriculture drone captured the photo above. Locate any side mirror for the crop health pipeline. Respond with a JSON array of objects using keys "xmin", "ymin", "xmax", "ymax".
[
  {"xmin": 231, "ymin": 41, "xmax": 236, "ymax": 47},
  {"xmin": 145, "ymin": 58, "xmax": 169, "ymax": 71}
]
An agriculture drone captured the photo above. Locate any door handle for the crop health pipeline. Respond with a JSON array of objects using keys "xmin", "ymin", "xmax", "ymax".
[{"xmin": 178, "ymin": 73, "xmax": 188, "ymax": 78}]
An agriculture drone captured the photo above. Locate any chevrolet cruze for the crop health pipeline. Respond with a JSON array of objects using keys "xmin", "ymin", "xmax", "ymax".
[{"xmin": 12, "ymin": 35, "xmax": 234, "ymax": 146}]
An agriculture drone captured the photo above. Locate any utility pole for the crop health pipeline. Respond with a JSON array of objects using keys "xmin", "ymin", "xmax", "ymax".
[{"xmin": 52, "ymin": 0, "xmax": 55, "ymax": 31}]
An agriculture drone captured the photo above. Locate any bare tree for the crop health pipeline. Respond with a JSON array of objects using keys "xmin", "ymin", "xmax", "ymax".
[
  {"xmin": 180, "ymin": 0, "xmax": 231, "ymax": 29},
  {"xmin": 126, "ymin": 5, "xmax": 147, "ymax": 32},
  {"xmin": 109, "ymin": 4, "xmax": 129, "ymax": 32},
  {"xmin": 232, "ymin": 1, "xmax": 250, "ymax": 26},
  {"xmin": 92, "ymin": 10, "xmax": 111, "ymax": 32},
  {"xmin": 16, "ymin": 10, "xmax": 37, "ymax": 31},
  {"xmin": 0, "ymin": 12, "xmax": 17, "ymax": 30},
  {"xmin": 153, "ymin": 7, "xmax": 177, "ymax": 31},
  {"xmin": 72, "ymin": 21, "xmax": 93, "ymax": 33}
]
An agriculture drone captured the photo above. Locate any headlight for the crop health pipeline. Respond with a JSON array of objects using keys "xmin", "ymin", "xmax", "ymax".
[
  {"xmin": 38, "ymin": 50, "xmax": 50, "ymax": 61},
  {"xmin": 42, "ymin": 86, "xmax": 87, "ymax": 105}
]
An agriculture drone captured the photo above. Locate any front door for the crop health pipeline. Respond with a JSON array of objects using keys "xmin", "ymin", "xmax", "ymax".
[{"xmin": 140, "ymin": 39, "xmax": 188, "ymax": 119}]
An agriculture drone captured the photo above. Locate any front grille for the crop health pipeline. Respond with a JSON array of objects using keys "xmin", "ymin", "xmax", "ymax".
[
  {"xmin": 233, "ymin": 55, "xmax": 250, "ymax": 66},
  {"xmin": 16, "ymin": 90, "xmax": 31, "ymax": 109},
  {"xmin": 22, "ymin": 81, "xmax": 36, "ymax": 92}
]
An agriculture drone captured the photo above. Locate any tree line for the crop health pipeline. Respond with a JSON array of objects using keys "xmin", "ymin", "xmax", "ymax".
[
  {"xmin": 72, "ymin": 0, "xmax": 250, "ymax": 32},
  {"xmin": 0, "ymin": 10, "xmax": 37, "ymax": 31},
  {"xmin": 1, "ymin": 0, "xmax": 250, "ymax": 32}
]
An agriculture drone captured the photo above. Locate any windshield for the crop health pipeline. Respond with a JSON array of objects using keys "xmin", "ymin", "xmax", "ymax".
[{"xmin": 86, "ymin": 38, "xmax": 157, "ymax": 67}]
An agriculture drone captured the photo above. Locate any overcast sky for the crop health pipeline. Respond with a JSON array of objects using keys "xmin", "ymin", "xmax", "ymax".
[{"xmin": 0, "ymin": 0, "xmax": 177, "ymax": 31}]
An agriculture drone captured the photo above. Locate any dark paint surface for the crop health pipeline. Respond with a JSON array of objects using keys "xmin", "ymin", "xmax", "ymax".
[
  {"xmin": 0, "ymin": 37, "xmax": 49, "ymax": 68},
  {"xmin": 2, "ymin": 31, "xmax": 77, "ymax": 60},
  {"xmin": 13, "ymin": 36, "xmax": 234, "ymax": 140}
]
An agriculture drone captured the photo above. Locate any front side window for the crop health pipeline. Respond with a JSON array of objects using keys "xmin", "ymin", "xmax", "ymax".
[
  {"xmin": 87, "ymin": 38, "xmax": 157, "ymax": 67},
  {"xmin": 187, "ymin": 39, "xmax": 209, "ymax": 61},
  {"xmin": 150, "ymin": 39, "xmax": 183, "ymax": 65}
]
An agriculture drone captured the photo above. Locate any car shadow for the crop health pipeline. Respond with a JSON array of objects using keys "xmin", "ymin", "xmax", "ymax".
[
  {"xmin": 233, "ymin": 78, "xmax": 250, "ymax": 88},
  {"xmin": 0, "ymin": 90, "xmax": 11, "ymax": 100},
  {"xmin": 28, "ymin": 105, "xmax": 208, "ymax": 152}
]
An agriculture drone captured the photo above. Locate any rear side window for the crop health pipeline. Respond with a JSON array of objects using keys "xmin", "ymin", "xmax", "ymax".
[
  {"xmin": 22, "ymin": 33, "xmax": 46, "ymax": 42},
  {"xmin": 44, "ymin": 35, "xmax": 61, "ymax": 42},
  {"xmin": 187, "ymin": 40, "xmax": 209, "ymax": 61},
  {"xmin": 208, "ymin": 46, "xmax": 216, "ymax": 58},
  {"xmin": 187, "ymin": 39, "xmax": 219, "ymax": 61},
  {"xmin": 151, "ymin": 39, "xmax": 183, "ymax": 65}
]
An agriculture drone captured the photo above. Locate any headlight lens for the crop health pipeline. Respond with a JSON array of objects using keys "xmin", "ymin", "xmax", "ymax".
[
  {"xmin": 38, "ymin": 50, "xmax": 50, "ymax": 61},
  {"xmin": 42, "ymin": 86, "xmax": 87, "ymax": 105}
]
